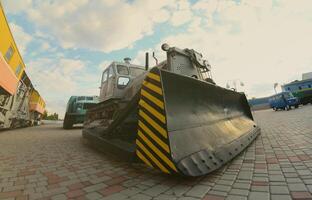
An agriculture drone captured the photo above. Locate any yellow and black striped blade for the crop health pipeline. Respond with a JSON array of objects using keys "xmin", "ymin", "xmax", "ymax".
[
  {"xmin": 135, "ymin": 67, "xmax": 260, "ymax": 177},
  {"xmin": 135, "ymin": 68, "xmax": 178, "ymax": 174}
]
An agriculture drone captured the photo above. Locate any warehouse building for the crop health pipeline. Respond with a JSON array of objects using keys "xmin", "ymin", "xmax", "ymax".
[{"xmin": 281, "ymin": 72, "xmax": 312, "ymax": 105}]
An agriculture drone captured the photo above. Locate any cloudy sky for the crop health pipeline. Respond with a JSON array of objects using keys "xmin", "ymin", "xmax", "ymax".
[{"xmin": 2, "ymin": 0, "xmax": 312, "ymax": 117}]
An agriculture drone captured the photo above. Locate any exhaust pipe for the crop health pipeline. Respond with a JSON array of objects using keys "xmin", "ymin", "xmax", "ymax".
[
  {"xmin": 145, "ymin": 52, "xmax": 149, "ymax": 71},
  {"xmin": 153, "ymin": 52, "xmax": 158, "ymax": 65}
]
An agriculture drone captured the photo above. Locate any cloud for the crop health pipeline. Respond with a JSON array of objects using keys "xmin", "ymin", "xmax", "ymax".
[
  {"xmin": 19, "ymin": 0, "xmax": 178, "ymax": 53},
  {"xmin": 1, "ymin": 0, "xmax": 33, "ymax": 14},
  {"xmin": 9, "ymin": 23, "xmax": 32, "ymax": 56},
  {"xmin": 170, "ymin": 0, "xmax": 193, "ymax": 26},
  {"xmin": 26, "ymin": 57, "xmax": 100, "ymax": 118},
  {"xmin": 98, "ymin": 61, "xmax": 111, "ymax": 71},
  {"xmin": 158, "ymin": 0, "xmax": 312, "ymax": 98}
]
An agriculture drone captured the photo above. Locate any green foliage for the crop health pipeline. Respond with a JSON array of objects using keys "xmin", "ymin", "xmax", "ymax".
[{"xmin": 43, "ymin": 111, "xmax": 59, "ymax": 120}]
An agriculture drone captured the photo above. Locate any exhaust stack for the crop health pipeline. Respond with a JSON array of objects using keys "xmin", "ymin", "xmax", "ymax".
[
  {"xmin": 145, "ymin": 52, "xmax": 149, "ymax": 71},
  {"xmin": 124, "ymin": 57, "xmax": 131, "ymax": 64}
]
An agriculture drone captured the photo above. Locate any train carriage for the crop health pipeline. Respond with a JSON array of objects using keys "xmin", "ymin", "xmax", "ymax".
[{"xmin": 0, "ymin": 2, "xmax": 45, "ymax": 129}]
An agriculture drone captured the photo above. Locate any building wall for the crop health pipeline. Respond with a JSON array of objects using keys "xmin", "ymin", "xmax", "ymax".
[
  {"xmin": 282, "ymin": 79, "xmax": 312, "ymax": 93},
  {"xmin": 303, "ymin": 72, "xmax": 312, "ymax": 80},
  {"xmin": 0, "ymin": 2, "xmax": 26, "ymax": 80}
]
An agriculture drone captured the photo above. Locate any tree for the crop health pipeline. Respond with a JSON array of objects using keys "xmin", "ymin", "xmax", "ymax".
[{"xmin": 43, "ymin": 111, "xmax": 59, "ymax": 120}]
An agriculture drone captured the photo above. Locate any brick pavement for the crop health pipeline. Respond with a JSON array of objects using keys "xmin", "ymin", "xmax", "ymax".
[{"xmin": 1, "ymin": 105, "xmax": 312, "ymax": 200}]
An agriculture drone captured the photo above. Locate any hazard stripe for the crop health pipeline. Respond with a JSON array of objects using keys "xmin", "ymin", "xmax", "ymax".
[
  {"xmin": 143, "ymin": 80, "xmax": 162, "ymax": 95},
  {"xmin": 138, "ymin": 130, "xmax": 177, "ymax": 172},
  {"xmin": 136, "ymin": 140, "xmax": 170, "ymax": 174},
  {"xmin": 147, "ymin": 73, "xmax": 161, "ymax": 82},
  {"xmin": 136, "ymin": 150, "xmax": 153, "ymax": 168},
  {"xmin": 139, "ymin": 99, "xmax": 166, "ymax": 124},
  {"xmin": 139, "ymin": 110, "xmax": 167, "ymax": 139},
  {"xmin": 138, "ymin": 120, "xmax": 170, "ymax": 153},
  {"xmin": 141, "ymin": 89, "xmax": 164, "ymax": 110}
]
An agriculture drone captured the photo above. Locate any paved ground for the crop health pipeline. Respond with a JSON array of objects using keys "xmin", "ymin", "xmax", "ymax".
[{"xmin": 1, "ymin": 106, "xmax": 312, "ymax": 200}]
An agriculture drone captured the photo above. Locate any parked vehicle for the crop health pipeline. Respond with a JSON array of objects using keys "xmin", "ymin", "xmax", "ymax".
[
  {"xmin": 0, "ymin": 3, "xmax": 45, "ymax": 129},
  {"xmin": 82, "ymin": 44, "xmax": 260, "ymax": 177},
  {"xmin": 63, "ymin": 96, "xmax": 98, "ymax": 129},
  {"xmin": 269, "ymin": 92, "xmax": 299, "ymax": 111}
]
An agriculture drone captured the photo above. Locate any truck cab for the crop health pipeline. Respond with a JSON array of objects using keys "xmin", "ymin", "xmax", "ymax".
[
  {"xmin": 269, "ymin": 92, "xmax": 299, "ymax": 111},
  {"xmin": 63, "ymin": 96, "xmax": 98, "ymax": 129},
  {"xmin": 99, "ymin": 61, "xmax": 146, "ymax": 102}
]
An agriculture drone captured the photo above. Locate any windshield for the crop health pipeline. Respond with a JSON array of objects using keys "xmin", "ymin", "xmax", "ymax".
[
  {"xmin": 117, "ymin": 65, "xmax": 129, "ymax": 75},
  {"xmin": 283, "ymin": 92, "xmax": 293, "ymax": 98},
  {"xmin": 130, "ymin": 67, "xmax": 145, "ymax": 77},
  {"xmin": 77, "ymin": 97, "xmax": 85, "ymax": 101}
]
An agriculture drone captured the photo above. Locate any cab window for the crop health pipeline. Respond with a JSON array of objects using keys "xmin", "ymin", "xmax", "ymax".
[
  {"xmin": 102, "ymin": 70, "xmax": 108, "ymax": 83},
  {"xmin": 130, "ymin": 67, "xmax": 145, "ymax": 77},
  {"xmin": 117, "ymin": 65, "xmax": 129, "ymax": 75},
  {"xmin": 108, "ymin": 66, "xmax": 115, "ymax": 78}
]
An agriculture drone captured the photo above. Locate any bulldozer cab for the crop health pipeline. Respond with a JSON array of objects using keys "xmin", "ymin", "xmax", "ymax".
[
  {"xmin": 161, "ymin": 44, "xmax": 212, "ymax": 82},
  {"xmin": 99, "ymin": 62, "xmax": 146, "ymax": 102}
]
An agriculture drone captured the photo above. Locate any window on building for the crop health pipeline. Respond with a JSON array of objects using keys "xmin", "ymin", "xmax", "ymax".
[
  {"xmin": 308, "ymin": 85, "xmax": 311, "ymax": 88},
  {"xmin": 287, "ymin": 87, "xmax": 290, "ymax": 91},
  {"xmin": 4, "ymin": 45, "xmax": 14, "ymax": 62},
  {"xmin": 15, "ymin": 64, "xmax": 22, "ymax": 77}
]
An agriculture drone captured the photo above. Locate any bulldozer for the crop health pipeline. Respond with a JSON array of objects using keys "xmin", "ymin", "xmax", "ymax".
[{"xmin": 82, "ymin": 44, "xmax": 260, "ymax": 177}]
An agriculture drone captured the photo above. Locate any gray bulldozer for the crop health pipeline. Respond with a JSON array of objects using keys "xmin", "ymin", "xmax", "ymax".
[{"xmin": 83, "ymin": 44, "xmax": 260, "ymax": 176}]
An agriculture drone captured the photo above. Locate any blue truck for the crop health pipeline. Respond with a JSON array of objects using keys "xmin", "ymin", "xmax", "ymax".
[{"xmin": 268, "ymin": 92, "xmax": 300, "ymax": 111}]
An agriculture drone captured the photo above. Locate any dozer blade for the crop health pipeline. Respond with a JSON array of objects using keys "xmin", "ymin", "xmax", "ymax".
[{"xmin": 135, "ymin": 67, "xmax": 260, "ymax": 176}]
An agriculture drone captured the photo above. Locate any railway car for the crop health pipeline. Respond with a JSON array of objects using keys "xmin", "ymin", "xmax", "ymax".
[
  {"xmin": 0, "ymin": 2, "xmax": 45, "ymax": 129},
  {"xmin": 29, "ymin": 90, "xmax": 46, "ymax": 125}
]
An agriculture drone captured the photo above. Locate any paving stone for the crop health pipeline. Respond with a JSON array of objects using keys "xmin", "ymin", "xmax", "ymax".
[
  {"xmin": 83, "ymin": 183, "xmax": 106, "ymax": 192},
  {"xmin": 184, "ymin": 185, "xmax": 210, "ymax": 198},
  {"xmin": 177, "ymin": 197, "xmax": 200, "ymax": 200},
  {"xmin": 232, "ymin": 182, "xmax": 251, "ymax": 190},
  {"xmin": 51, "ymin": 194, "xmax": 67, "ymax": 200},
  {"xmin": 212, "ymin": 185, "xmax": 231, "ymax": 192},
  {"xmin": 288, "ymin": 183, "xmax": 308, "ymax": 192},
  {"xmin": 269, "ymin": 175, "xmax": 285, "ymax": 182},
  {"xmin": 291, "ymin": 191, "xmax": 312, "ymax": 200},
  {"xmin": 85, "ymin": 192, "xmax": 103, "ymax": 200},
  {"xmin": 129, "ymin": 193, "xmax": 153, "ymax": 200},
  {"xmin": 142, "ymin": 184, "xmax": 170, "ymax": 197},
  {"xmin": 225, "ymin": 195, "xmax": 247, "ymax": 200},
  {"xmin": 248, "ymin": 191, "xmax": 269, "ymax": 200},
  {"xmin": 154, "ymin": 194, "xmax": 177, "ymax": 200},
  {"xmin": 250, "ymin": 185, "xmax": 269, "ymax": 192},
  {"xmin": 2, "ymin": 107, "xmax": 312, "ymax": 200},
  {"xmin": 229, "ymin": 188, "xmax": 249, "ymax": 196},
  {"xmin": 270, "ymin": 185, "xmax": 289, "ymax": 194},
  {"xmin": 165, "ymin": 185, "xmax": 191, "ymax": 196},
  {"xmin": 270, "ymin": 194, "xmax": 292, "ymax": 200},
  {"xmin": 203, "ymin": 194, "xmax": 225, "ymax": 200},
  {"xmin": 238, "ymin": 172, "xmax": 253, "ymax": 180},
  {"xmin": 120, "ymin": 187, "xmax": 141, "ymax": 196}
]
